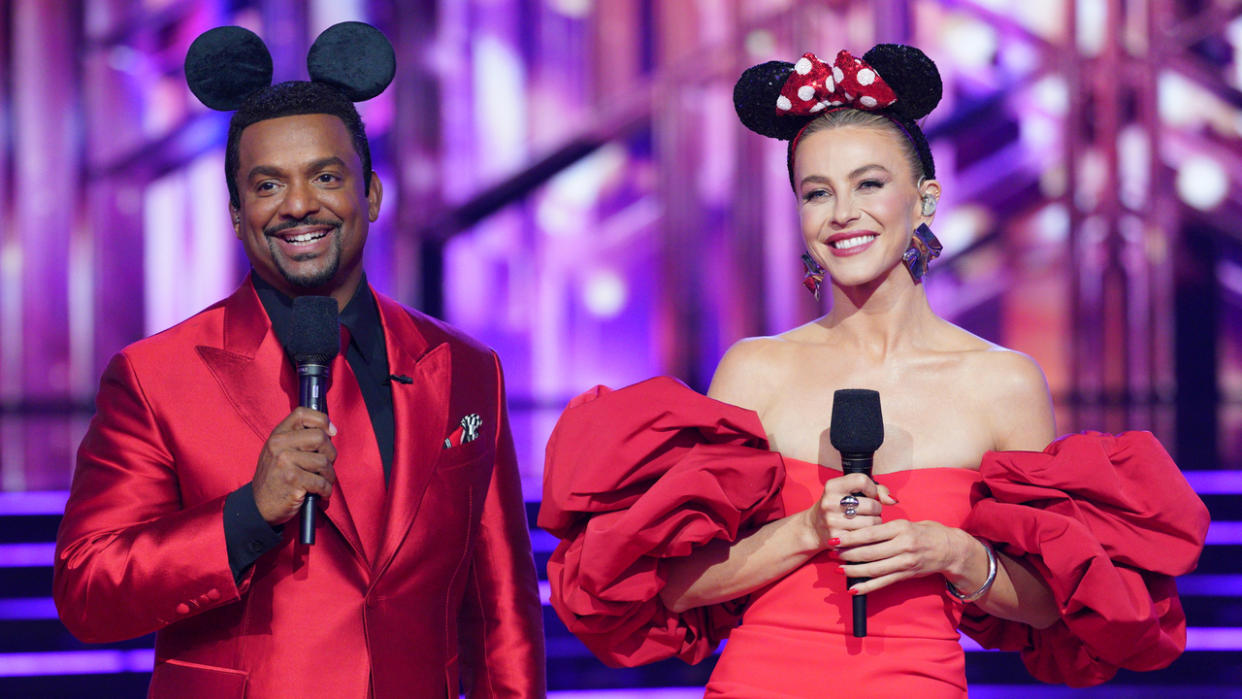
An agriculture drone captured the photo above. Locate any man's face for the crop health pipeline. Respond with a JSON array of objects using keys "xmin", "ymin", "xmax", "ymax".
[{"xmin": 231, "ymin": 113, "xmax": 381, "ymax": 305}]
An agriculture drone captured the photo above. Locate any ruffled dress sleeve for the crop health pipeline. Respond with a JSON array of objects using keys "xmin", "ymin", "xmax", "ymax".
[
  {"xmin": 538, "ymin": 377, "xmax": 787, "ymax": 668},
  {"xmin": 958, "ymin": 431, "xmax": 1210, "ymax": 687}
]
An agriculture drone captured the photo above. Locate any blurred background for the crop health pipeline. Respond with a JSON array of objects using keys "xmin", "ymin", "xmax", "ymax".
[{"xmin": 0, "ymin": 0, "xmax": 1239, "ymax": 696}]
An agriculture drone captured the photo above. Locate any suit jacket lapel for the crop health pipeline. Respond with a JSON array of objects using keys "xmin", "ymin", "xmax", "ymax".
[
  {"xmin": 373, "ymin": 293, "xmax": 450, "ymax": 577},
  {"xmin": 196, "ymin": 280, "xmax": 368, "ymax": 566}
]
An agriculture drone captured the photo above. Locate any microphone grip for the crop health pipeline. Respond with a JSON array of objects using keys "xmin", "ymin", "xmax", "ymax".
[
  {"xmin": 297, "ymin": 363, "xmax": 330, "ymax": 546},
  {"xmin": 841, "ymin": 453, "xmax": 873, "ymax": 636},
  {"xmin": 850, "ymin": 589, "xmax": 867, "ymax": 636},
  {"xmin": 841, "ymin": 454, "xmax": 872, "ymax": 477},
  {"xmin": 301, "ymin": 494, "xmax": 317, "ymax": 545}
]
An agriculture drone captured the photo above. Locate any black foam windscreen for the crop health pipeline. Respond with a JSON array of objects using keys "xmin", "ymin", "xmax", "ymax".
[
  {"xmin": 829, "ymin": 389, "xmax": 884, "ymax": 454},
  {"xmin": 288, "ymin": 296, "xmax": 340, "ymax": 364}
]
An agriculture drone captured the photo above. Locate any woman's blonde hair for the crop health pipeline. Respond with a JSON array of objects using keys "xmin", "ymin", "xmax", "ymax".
[{"xmin": 789, "ymin": 109, "xmax": 928, "ymax": 187}]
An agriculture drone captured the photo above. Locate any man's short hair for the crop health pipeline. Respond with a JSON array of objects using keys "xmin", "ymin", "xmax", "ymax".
[{"xmin": 225, "ymin": 81, "xmax": 373, "ymax": 208}]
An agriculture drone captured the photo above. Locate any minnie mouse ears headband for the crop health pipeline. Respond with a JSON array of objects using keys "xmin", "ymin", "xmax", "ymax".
[
  {"xmin": 733, "ymin": 44, "xmax": 942, "ymax": 177},
  {"xmin": 184, "ymin": 21, "xmax": 396, "ymax": 110}
]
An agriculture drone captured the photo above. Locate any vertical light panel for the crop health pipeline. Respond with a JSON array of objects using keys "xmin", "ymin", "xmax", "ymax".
[
  {"xmin": 143, "ymin": 155, "xmax": 234, "ymax": 336},
  {"xmin": 12, "ymin": 0, "xmax": 78, "ymax": 489},
  {"xmin": 143, "ymin": 173, "xmax": 183, "ymax": 336},
  {"xmin": 309, "ymin": 0, "xmax": 366, "ymax": 34},
  {"xmin": 186, "ymin": 154, "xmax": 236, "ymax": 311}
]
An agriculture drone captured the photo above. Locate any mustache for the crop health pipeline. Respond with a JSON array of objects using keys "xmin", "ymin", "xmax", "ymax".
[{"xmin": 264, "ymin": 217, "xmax": 341, "ymax": 237}]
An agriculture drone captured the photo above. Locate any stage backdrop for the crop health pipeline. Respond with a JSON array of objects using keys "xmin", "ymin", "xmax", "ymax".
[{"xmin": 0, "ymin": 0, "xmax": 1239, "ymax": 696}]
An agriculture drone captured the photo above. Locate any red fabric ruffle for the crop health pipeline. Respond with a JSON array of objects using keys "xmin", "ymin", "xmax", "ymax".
[
  {"xmin": 959, "ymin": 431, "xmax": 1210, "ymax": 687},
  {"xmin": 538, "ymin": 377, "xmax": 786, "ymax": 667}
]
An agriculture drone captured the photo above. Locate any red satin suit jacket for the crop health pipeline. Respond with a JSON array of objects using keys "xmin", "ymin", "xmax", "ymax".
[{"xmin": 53, "ymin": 280, "xmax": 546, "ymax": 698}]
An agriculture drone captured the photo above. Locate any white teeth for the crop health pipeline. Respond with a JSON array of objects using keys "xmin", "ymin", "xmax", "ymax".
[
  {"xmin": 284, "ymin": 231, "xmax": 327, "ymax": 244},
  {"xmin": 832, "ymin": 235, "xmax": 876, "ymax": 249}
]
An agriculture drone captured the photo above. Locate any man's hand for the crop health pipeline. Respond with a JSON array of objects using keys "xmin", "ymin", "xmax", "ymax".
[{"xmin": 252, "ymin": 407, "xmax": 337, "ymax": 525}]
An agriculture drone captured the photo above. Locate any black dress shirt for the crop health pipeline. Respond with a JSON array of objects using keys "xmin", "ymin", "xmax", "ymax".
[{"xmin": 223, "ymin": 272, "xmax": 395, "ymax": 581}]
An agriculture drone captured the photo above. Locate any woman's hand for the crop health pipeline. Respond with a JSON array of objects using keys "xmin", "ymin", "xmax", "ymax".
[
  {"xmin": 801, "ymin": 473, "xmax": 897, "ymax": 552},
  {"xmin": 834, "ymin": 519, "xmax": 985, "ymax": 596}
]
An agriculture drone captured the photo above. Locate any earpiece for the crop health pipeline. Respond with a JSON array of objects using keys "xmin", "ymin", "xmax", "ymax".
[{"xmin": 921, "ymin": 194, "xmax": 937, "ymax": 216}]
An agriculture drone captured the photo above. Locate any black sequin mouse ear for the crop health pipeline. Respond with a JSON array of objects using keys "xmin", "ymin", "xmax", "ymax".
[
  {"xmin": 862, "ymin": 44, "xmax": 942, "ymax": 121},
  {"xmin": 733, "ymin": 60, "xmax": 809, "ymax": 141},
  {"xmin": 184, "ymin": 26, "xmax": 273, "ymax": 111},
  {"xmin": 307, "ymin": 21, "xmax": 396, "ymax": 102}
]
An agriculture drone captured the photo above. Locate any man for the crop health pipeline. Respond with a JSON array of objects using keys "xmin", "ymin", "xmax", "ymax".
[{"xmin": 53, "ymin": 26, "xmax": 545, "ymax": 698}]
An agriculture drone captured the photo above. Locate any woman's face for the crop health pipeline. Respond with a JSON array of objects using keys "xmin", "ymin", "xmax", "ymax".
[{"xmin": 792, "ymin": 124, "xmax": 933, "ymax": 290}]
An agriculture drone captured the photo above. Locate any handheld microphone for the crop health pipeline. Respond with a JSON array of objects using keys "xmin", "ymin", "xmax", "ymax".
[
  {"xmin": 829, "ymin": 388, "xmax": 884, "ymax": 637},
  {"xmin": 288, "ymin": 296, "xmax": 340, "ymax": 545}
]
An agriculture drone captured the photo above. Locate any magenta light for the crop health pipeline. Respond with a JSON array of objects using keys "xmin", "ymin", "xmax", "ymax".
[
  {"xmin": 0, "ymin": 598, "xmax": 57, "ymax": 620},
  {"xmin": 1176, "ymin": 575, "xmax": 1242, "ymax": 596},
  {"xmin": 548, "ymin": 691, "xmax": 702, "ymax": 698},
  {"xmin": 1184, "ymin": 471, "xmax": 1242, "ymax": 494},
  {"xmin": 0, "ymin": 491, "xmax": 68, "ymax": 515},
  {"xmin": 0, "ymin": 628, "xmax": 1237, "ymax": 677},
  {"xmin": 0, "ymin": 649, "xmax": 153, "ymax": 677},
  {"xmin": 1206, "ymin": 522, "xmax": 1242, "ymax": 545},
  {"xmin": 1185, "ymin": 627, "xmax": 1242, "ymax": 651},
  {"xmin": 0, "ymin": 543, "xmax": 54, "ymax": 568}
]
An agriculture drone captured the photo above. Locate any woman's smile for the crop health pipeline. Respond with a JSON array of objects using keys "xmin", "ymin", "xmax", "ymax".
[{"xmin": 826, "ymin": 231, "xmax": 879, "ymax": 256}]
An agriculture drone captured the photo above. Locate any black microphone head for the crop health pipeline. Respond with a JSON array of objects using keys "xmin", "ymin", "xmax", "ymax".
[
  {"xmin": 829, "ymin": 389, "xmax": 884, "ymax": 454},
  {"xmin": 288, "ymin": 295, "xmax": 340, "ymax": 364}
]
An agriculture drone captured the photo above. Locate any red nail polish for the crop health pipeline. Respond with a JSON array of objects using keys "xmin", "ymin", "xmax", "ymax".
[
  {"xmin": 828, "ymin": 537, "xmax": 841, "ymax": 547},
  {"xmin": 849, "ymin": 588, "xmax": 860, "ymax": 596},
  {"xmin": 834, "ymin": 566, "xmax": 846, "ymax": 575}
]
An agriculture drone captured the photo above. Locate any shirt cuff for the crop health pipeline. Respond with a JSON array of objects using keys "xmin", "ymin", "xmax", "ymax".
[{"xmin": 223, "ymin": 483, "xmax": 284, "ymax": 582}]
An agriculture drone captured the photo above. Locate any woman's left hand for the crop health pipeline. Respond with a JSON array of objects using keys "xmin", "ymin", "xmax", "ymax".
[{"xmin": 834, "ymin": 519, "xmax": 976, "ymax": 595}]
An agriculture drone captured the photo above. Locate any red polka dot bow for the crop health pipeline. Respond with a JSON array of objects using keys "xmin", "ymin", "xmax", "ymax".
[{"xmin": 775, "ymin": 50, "xmax": 897, "ymax": 116}]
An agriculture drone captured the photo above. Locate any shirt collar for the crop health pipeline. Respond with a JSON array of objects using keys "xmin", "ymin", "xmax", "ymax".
[{"xmin": 251, "ymin": 271, "xmax": 385, "ymax": 367}]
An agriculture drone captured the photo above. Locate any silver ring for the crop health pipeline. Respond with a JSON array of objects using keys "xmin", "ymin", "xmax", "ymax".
[
  {"xmin": 839, "ymin": 494, "xmax": 859, "ymax": 518},
  {"xmin": 840, "ymin": 494, "xmax": 860, "ymax": 518}
]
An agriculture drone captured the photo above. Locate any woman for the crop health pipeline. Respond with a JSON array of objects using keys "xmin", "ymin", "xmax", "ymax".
[{"xmin": 539, "ymin": 45, "xmax": 1207, "ymax": 697}]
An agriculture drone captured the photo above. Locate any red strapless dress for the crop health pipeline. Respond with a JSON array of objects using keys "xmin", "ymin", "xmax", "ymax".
[
  {"xmin": 706, "ymin": 461, "xmax": 980, "ymax": 698},
  {"xmin": 538, "ymin": 378, "xmax": 1209, "ymax": 696}
]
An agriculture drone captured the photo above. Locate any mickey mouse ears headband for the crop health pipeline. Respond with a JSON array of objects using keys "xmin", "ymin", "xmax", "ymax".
[
  {"xmin": 184, "ymin": 21, "xmax": 396, "ymax": 111},
  {"xmin": 733, "ymin": 43, "xmax": 941, "ymax": 141},
  {"xmin": 734, "ymin": 44, "xmax": 942, "ymax": 181}
]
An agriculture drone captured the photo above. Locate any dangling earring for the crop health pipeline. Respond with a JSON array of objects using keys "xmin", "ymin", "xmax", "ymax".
[
  {"xmin": 902, "ymin": 223, "xmax": 943, "ymax": 282},
  {"xmin": 801, "ymin": 253, "xmax": 825, "ymax": 300}
]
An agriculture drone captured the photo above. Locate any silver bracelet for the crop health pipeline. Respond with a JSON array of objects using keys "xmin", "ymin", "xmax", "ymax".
[{"xmin": 946, "ymin": 538, "xmax": 996, "ymax": 603}]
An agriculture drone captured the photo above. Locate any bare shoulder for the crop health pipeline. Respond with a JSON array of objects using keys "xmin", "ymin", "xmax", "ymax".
[
  {"xmin": 933, "ymin": 324, "xmax": 1044, "ymax": 391},
  {"xmin": 708, "ymin": 333, "xmax": 800, "ymax": 414},
  {"xmin": 960, "ymin": 339, "xmax": 1055, "ymax": 450},
  {"xmin": 972, "ymin": 346, "xmax": 1050, "ymax": 401}
]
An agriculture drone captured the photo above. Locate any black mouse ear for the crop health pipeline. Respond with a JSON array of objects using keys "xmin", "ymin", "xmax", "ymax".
[
  {"xmin": 306, "ymin": 22, "xmax": 396, "ymax": 102},
  {"xmin": 184, "ymin": 26, "xmax": 273, "ymax": 111},
  {"xmin": 733, "ymin": 60, "xmax": 811, "ymax": 141},
  {"xmin": 862, "ymin": 44, "xmax": 942, "ymax": 121}
]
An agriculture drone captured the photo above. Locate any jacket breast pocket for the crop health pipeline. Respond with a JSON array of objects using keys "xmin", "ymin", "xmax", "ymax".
[
  {"xmin": 149, "ymin": 659, "xmax": 246, "ymax": 698},
  {"xmin": 437, "ymin": 439, "xmax": 490, "ymax": 473}
]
